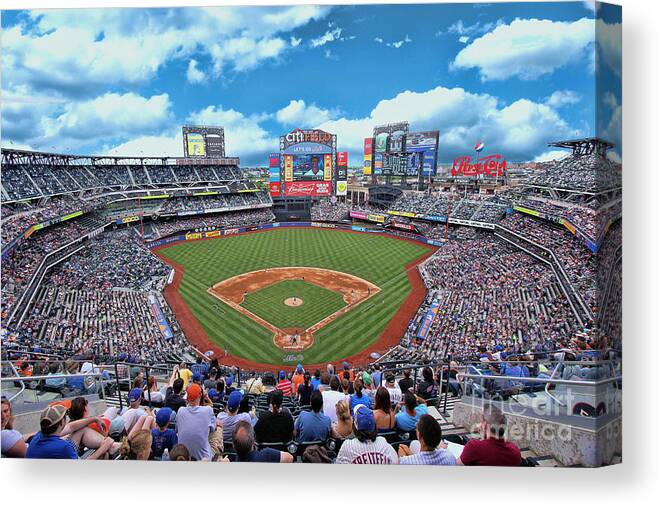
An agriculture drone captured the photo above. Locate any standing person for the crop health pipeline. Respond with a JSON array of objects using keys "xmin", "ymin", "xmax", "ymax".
[
  {"xmin": 176, "ymin": 383, "xmax": 221, "ymax": 461},
  {"xmin": 399, "ymin": 369, "xmax": 414, "ymax": 393},
  {"xmin": 457, "ymin": 404, "xmax": 521, "ymax": 466},
  {"xmin": 253, "ymin": 390, "xmax": 294, "ymax": 444},
  {"xmin": 275, "ymin": 371, "xmax": 293, "ymax": 397},
  {"xmin": 297, "ymin": 372, "xmax": 313, "ymax": 406},
  {"xmin": 322, "ymin": 376, "xmax": 347, "ymax": 422},
  {"xmin": 294, "ymin": 390, "xmax": 332, "ymax": 443},
  {"xmin": 291, "ymin": 364, "xmax": 305, "ymax": 393},
  {"xmin": 335, "ymin": 405, "xmax": 398, "ymax": 465},
  {"xmin": 245, "ymin": 372, "xmax": 266, "ymax": 395},
  {"xmin": 165, "ymin": 378, "xmax": 186, "ymax": 412},
  {"xmin": 416, "ymin": 366, "xmax": 438, "ymax": 400},
  {"xmin": 384, "ymin": 371, "xmax": 403, "ymax": 405},
  {"xmin": 398, "ymin": 414, "xmax": 456, "ymax": 465}
]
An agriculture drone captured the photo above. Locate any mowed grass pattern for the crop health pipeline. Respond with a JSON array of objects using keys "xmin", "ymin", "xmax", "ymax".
[
  {"xmin": 158, "ymin": 228, "xmax": 429, "ymax": 364},
  {"xmin": 241, "ymin": 280, "xmax": 345, "ymax": 330}
]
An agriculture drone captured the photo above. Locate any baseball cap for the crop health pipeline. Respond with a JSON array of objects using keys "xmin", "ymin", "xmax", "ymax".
[
  {"xmin": 40, "ymin": 405, "xmax": 67, "ymax": 429},
  {"xmin": 109, "ymin": 416, "xmax": 125, "ymax": 436},
  {"xmin": 207, "ymin": 388, "xmax": 220, "ymax": 401},
  {"xmin": 192, "ymin": 372, "xmax": 202, "ymax": 383},
  {"xmin": 128, "ymin": 387, "xmax": 142, "ymax": 403},
  {"xmin": 343, "ymin": 361, "xmax": 350, "ymax": 370},
  {"xmin": 155, "ymin": 407, "xmax": 173, "ymax": 427},
  {"xmin": 296, "ymin": 364, "xmax": 303, "ymax": 373},
  {"xmin": 353, "ymin": 404, "xmax": 375, "ymax": 432},
  {"xmin": 186, "ymin": 383, "xmax": 202, "ymax": 401},
  {"xmin": 279, "ymin": 370, "xmax": 286, "ymax": 379},
  {"xmin": 385, "ymin": 372, "xmax": 395, "ymax": 383},
  {"xmin": 362, "ymin": 371, "xmax": 372, "ymax": 386},
  {"xmin": 227, "ymin": 390, "xmax": 243, "ymax": 411}
]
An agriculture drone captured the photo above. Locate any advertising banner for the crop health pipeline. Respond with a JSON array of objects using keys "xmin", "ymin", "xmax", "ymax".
[
  {"xmin": 451, "ymin": 154, "xmax": 506, "ymax": 177},
  {"xmin": 388, "ymin": 210, "xmax": 416, "ymax": 218},
  {"xmin": 148, "ymin": 294, "xmax": 174, "ymax": 340},
  {"xmin": 374, "ymin": 132, "xmax": 388, "ymax": 153},
  {"xmin": 417, "ymin": 299, "xmax": 440, "ymax": 340},
  {"xmin": 337, "ymin": 151, "xmax": 348, "ymax": 166},
  {"xmin": 285, "ymin": 181, "xmax": 332, "ymax": 197},
  {"xmin": 323, "ymin": 154, "xmax": 333, "ymax": 181},
  {"xmin": 116, "ymin": 215, "xmax": 140, "ymax": 224},
  {"xmin": 185, "ymin": 133, "xmax": 206, "ymax": 157},
  {"xmin": 422, "ymin": 149, "xmax": 438, "ymax": 176},
  {"xmin": 269, "ymin": 168, "xmax": 281, "ymax": 182},
  {"xmin": 269, "ymin": 153, "xmax": 280, "ymax": 168},
  {"xmin": 406, "ymin": 131, "xmax": 438, "ymax": 151},
  {"xmin": 284, "ymin": 155, "xmax": 293, "ymax": 182},
  {"xmin": 269, "ymin": 182, "xmax": 282, "ymax": 196},
  {"xmin": 336, "ymin": 181, "xmax": 348, "ymax": 196},
  {"xmin": 185, "ymin": 232, "xmax": 203, "ymax": 240},
  {"xmin": 367, "ymin": 213, "xmax": 386, "ymax": 223},
  {"xmin": 513, "ymin": 206, "xmax": 541, "ymax": 217},
  {"xmin": 363, "ymin": 154, "xmax": 372, "ymax": 175},
  {"xmin": 364, "ymin": 138, "xmax": 373, "ymax": 155},
  {"xmin": 423, "ymin": 214, "xmax": 447, "ymax": 222},
  {"xmin": 281, "ymin": 129, "xmax": 335, "ymax": 152},
  {"xmin": 350, "ymin": 211, "xmax": 368, "ymax": 220},
  {"xmin": 373, "ymin": 153, "xmax": 383, "ymax": 174},
  {"xmin": 392, "ymin": 221, "xmax": 415, "ymax": 231}
]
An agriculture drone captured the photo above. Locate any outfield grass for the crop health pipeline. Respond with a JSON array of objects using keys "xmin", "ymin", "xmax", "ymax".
[
  {"xmin": 157, "ymin": 228, "xmax": 429, "ymax": 364},
  {"xmin": 241, "ymin": 280, "xmax": 346, "ymax": 330}
]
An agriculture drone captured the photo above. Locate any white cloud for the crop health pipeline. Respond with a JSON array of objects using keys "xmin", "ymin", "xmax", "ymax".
[
  {"xmin": 458, "ymin": 36, "xmax": 469, "ymax": 44},
  {"xmin": 545, "ymin": 90, "xmax": 581, "ymax": 108},
  {"xmin": 2, "ymin": 6, "xmax": 331, "ymax": 96},
  {"xmin": 453, "ymin": 17, "xmax": 595, "ymax": 81},
  {"xmin": 4, "ymin": 91, "xmax": 173, "ymax": 152},
  {"xmin": 311, "ymin": 27, "xmax": 342, "ymax": 47},
  {"xmin": 374, "ymin": 37, "xmax": 383, "ymax": 43},
  {"xmin": 535, "ymin": 150, "xmax": 568, "ymax": 162},
  {"xmin": 275, "ymin": 100, "xmax": 337, "ymax": 127},
  {"xmin": 317, "ymin": 85, "xmax": 577, "ymax": 165},
  {"xmin": 602, "ymin": 92, "xmax": 618, "ymax": 109},
  {"xmin": 290, "ymin": 36, "xmax": 302, "ymax": 47},
  {"xmin": 186, "ymin": 60, "xmax": 206, "ymax": 84},
  {"xmin": 596, "ymin": 19, "xmax": 621, "ymax": 77}
]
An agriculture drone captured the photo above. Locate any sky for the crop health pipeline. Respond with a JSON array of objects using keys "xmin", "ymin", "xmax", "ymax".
[{"xmin": 1, "ymin": 1, "xmax": 622, "ymax": 166}]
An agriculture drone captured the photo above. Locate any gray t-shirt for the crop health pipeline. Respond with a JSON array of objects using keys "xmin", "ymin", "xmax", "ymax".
[
  {"xmin": 176, "ymin": 405, "xmax": 216, "ymax": 461},
  {"xmin": 1, "ymin": 429, "xmax": 23, "ymax": 455},
  {"xmin": 217, "ymin": 411, "xmax": 252, "ymax": 441}
]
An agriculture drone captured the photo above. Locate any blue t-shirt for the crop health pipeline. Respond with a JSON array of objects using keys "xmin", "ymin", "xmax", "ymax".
[
  {"xmin": 395, "ymin": 404, "xmax": 428, "ymax": 431},
  {"xmin": 67, "ymin": 375, "xmax": 86, "ymax": 391},
  {"xmin": 349, "ymin": 392, "xmax": 372, "ymax": 412},
  {"xmin": 311, "ymin": 378, "xmax": 321, "ymax": 391},
  {"xmin": 26, "ymin": 432, "xmax": 78, "ymax": 459},
  {"xmin": 151, "ymin": 428, "xmax": 177, "ymax": 459},
  {"xmin": 294, "ymin": 410, "xmax": 332, "ymax": 442},
  {"xmin": 238, "ymin": 447, "xmax": 281, "ymax": 462}
]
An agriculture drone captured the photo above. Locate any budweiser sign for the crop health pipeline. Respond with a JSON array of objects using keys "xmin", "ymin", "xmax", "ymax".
[{"xmin": 451, "ymin": 154, "xmax": 507, "ymax": 177}]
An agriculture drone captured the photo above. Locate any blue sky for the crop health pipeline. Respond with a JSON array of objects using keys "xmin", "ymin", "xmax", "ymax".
[{"xmin": 1, "ymin": 2, "xmax": 621, "ymax": 165}]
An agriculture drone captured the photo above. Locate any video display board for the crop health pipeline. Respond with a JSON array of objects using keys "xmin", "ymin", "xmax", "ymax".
[
  {"xmin": 406, "ymin": 131, "xmax": 439, "ymax": 176},
  {"xmin": 280, "ymin": 129, "xmax": 336, "ymax": 197},
  {"xmin": 182, "ymin": 125, "xmax": 226, "ymax": 158}
]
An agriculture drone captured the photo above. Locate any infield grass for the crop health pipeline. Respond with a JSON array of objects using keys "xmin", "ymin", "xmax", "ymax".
[
  {"xmin": 157, "ymin": 227, "xmax": 430, "ymax": 364},
  {"xmin": 241, "ymin": 280, "xmax": 346, "ymax": 330}
]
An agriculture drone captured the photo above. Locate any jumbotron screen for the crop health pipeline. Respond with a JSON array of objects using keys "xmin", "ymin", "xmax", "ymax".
[{"xmin": 280, "ymin": 129, "xmax": 336, "ymax": 197}]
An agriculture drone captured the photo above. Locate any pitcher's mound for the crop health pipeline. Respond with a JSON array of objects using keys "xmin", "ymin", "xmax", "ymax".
[{"xmin": 284, "ymin": 297, "xmax": 303, "ymax": 307}]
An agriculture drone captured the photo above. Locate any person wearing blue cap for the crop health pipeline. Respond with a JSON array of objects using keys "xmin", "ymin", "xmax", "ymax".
[
  {"xmin": 275, "ymin": 371, "xmax": 293, "ymax": 397},
  {"xmin": 120, "ymin": 388, "xmax": 147, "ymax": 434},
  {"xmin": 151, "ymin": 408, "xmax": 177, "ymax": 460},
  {"xmin": 335, "ymin": 405, "xmax": 398, "ymax": 464},
  {"xmin": 217, "ymin": 390, "xmax": 253, "ymax": 441}
]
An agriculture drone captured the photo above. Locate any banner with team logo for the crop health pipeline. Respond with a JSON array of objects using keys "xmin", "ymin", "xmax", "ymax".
[{"xmin": 336, "ymin": 180, "xmax": 348, "ymax": 196}]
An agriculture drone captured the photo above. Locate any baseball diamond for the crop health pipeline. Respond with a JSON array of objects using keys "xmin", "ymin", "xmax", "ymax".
[{"xmin": 154, "ymin": 227, "xmax": 434, "ymax": 367}]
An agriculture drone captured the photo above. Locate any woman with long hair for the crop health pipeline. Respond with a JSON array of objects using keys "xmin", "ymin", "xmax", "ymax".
[
  {"xmin": 349, "ymin": 377, "xmax": 371, "ymax": 411},
  {"xmin": 67, "ymin": 397, "xmax": 121, "ymax": 456},
  {"xmin": 331, "ymin": 399, "xmax": 353, "ymax": 438},
  {"xmin": 119, "ymin": 415, "xmax": 154, "ymax": 460},
  {"xmin": 297, "ymin": 372, "xmax": 312, "ymax": 406},
  {"xmin": 1, "ymin": 397, "xmax": 28, "ymax": 458},
  {"xmin": 372, "ymin": 387, "xmax": 396, "ymax": 432}
]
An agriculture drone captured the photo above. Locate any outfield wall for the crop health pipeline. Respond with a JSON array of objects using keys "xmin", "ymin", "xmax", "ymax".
[{"xmin": 147, "ymin": 221, "xmax": 445, "ymax": 249}]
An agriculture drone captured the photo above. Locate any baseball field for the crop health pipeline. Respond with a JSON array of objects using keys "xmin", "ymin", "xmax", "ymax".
[{"xmin": 155, "ymin": 227, "xmax": 433, "ymax": 367}]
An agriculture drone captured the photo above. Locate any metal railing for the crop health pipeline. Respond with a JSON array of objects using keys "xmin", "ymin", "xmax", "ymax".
[{"xmin": 1, "ymin": 371, "xmax": 110, "ymax": 404}]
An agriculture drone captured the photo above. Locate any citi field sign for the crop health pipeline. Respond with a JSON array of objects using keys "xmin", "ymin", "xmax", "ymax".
[
  {"xmin": 280, "ymin": 129, "xmax": 336, "ymax": 151},
  {"xmin": 451, "ymin": 154, "xmax": 507, "ymax": 177}
]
